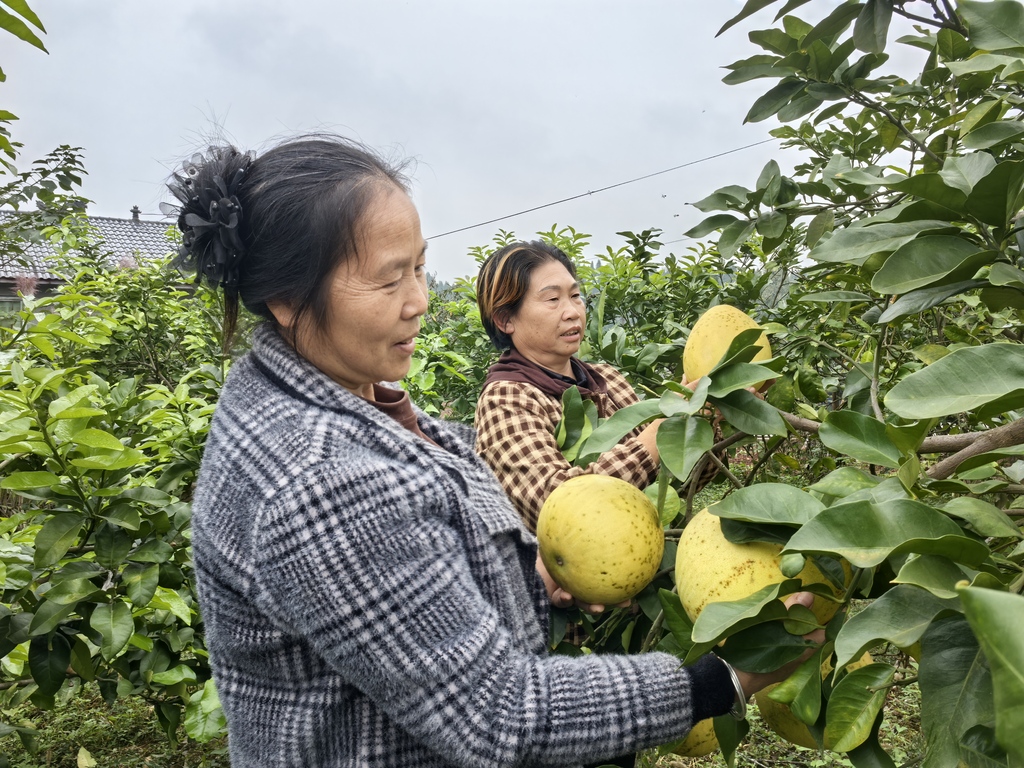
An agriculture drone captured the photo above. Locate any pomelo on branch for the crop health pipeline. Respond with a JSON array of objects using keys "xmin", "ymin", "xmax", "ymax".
[
  {"xmin": 683, "ymin": 304, "xmax": 772, "ymax": 383},
  {"xmin": 755, "ymin": 652, "xmax": 874, "ymax": 749},
  {"xmin": 674, "ymin": 508, "xmax": 848, "ymax": 625},
  {"xmin": 537, "ymin": 475, "xmax": 664, "ymax": 605}
]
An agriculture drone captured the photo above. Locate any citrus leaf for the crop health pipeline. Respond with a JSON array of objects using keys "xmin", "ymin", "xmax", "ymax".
[
  {"xmin": 712, "ymin": 483, "xmax": 824, "ymax": 526},
  {"xmin": 824, "ymin": 663, "xmax": 895, "ymax": 751},
  {"xmin": 870, "ymin": 236, "xmax": 990, "ymax": 295},
  {"xmin": 28, "ymin": 634, "xmax": 70, "ymax": 696},
  {"xmin": 783, "ymin": 498, "xmax": 992, "ymax": 569},
  {"xmin": 89, "ymin": 600, "xmax": 134, "ymax": 661},
  {"xmin": 959, "ymin": 587, "xmax": 1024, "ymax": 764},
  {"xmin": 184, "ymin": 680, "xmax": 227, "ymax": 743},
  {"xmin": 574, "ymin": 399, "xmax": 662, "ymax": 466},
  {"xmin": 32, "ymin": 513, "xmax": 83, "ymax": 568},
  {"xmin": 886, "ymin": 343, "xmax": 1024, "ymax": 419},
  {"xmin": 713, "ymin": 389, "xmax": 788, "ymax": 436},
  {"xmin": 809, "ymin": 220, "xmax": 954, "ymax": 266},
  {"xmin": 818, "ymin": 411, "xmax": 901, "ymax": 469},
  {"xmin": 919, "ymin": 615, "xmax": 996, "ymax": 768},
  {"xmin": 657, "ymin": 416, "xmax": 713, "ymax": 483},
  {"xmin": 943, "ymin": 497, "xmax": 1023, "ymax": 539}
]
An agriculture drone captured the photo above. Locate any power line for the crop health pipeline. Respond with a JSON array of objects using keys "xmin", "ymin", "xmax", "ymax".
[
  {"xmin": 426, "ymin": 138, "xmax": 776, "ymax": 240},
  {"xmin": 122, "ymin": 137, "xmax": 778, "ymax": 235}
]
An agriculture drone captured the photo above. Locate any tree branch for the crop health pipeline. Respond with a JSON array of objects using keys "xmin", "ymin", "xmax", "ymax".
[
  {"xmin": 848, "ymin": 92, "xmax": 944, "ymax": 165},
  {"xmin": 781, "ymin": 411, "xmax": 995, "ymax": 455},
  {"xmin": 928, "ymin": 419, "xmax": 1024, "ymax": 479}
]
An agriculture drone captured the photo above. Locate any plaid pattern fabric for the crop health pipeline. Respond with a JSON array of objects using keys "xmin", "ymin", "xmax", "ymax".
[
  {"xmin": 474, "ymin": 364, "xmax": 660, "ymax": 532},
  {"xmin": 192, "ymin": 326, "xmax": 709, "ymax": 767}
]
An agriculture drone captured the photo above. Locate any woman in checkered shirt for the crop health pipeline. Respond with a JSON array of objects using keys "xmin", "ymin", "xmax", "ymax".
[{"xmin": 474, "ymin": 241, "xmax": 682, "ymax": 535}]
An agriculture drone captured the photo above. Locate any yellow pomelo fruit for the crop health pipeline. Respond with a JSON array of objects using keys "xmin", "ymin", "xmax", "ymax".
[
  {"xmin": 668, "ymin": 717, "xmax": 719, "ymax": 757},
  {"xmin": 755, "ymin": 652, "xmax": 873, "ymax": 750},
  {"xmin": 683, "ymin": 304, "xmax": 772, "ymax": 384},
  {"xmin": 537, "ymin": 475, "xmax": 664, "ymax": 605},
  {"xmin": 674, "ymin": 508, "xmax": 848, "ymax": 625}
]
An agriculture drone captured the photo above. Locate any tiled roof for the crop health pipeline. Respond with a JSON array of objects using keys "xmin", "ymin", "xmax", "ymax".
[{"xmin": 0, "ymin": 212, "xmax": 175, "ymax": 280}]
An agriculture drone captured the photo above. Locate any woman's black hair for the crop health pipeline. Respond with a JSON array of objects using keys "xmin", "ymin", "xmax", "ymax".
[
  {"xmin": 166, "ymin": 134, "xmax": 410, "ymax": 346},
  {"xmin": 476, "ymin": 240, "xmax": 577, "ymax": 351}
]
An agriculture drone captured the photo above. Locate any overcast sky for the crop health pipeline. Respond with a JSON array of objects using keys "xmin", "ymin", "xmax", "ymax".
[{"xmin": 4, "ymin": 1, "xmax": 915, "ymax": 281}]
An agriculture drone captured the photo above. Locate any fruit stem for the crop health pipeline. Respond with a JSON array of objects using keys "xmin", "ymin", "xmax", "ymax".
[{"xmin": 640, "ymin": 609, "xmax": 666, "ymax": 654}]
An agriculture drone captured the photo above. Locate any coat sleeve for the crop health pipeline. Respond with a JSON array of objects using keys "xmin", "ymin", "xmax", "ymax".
[
  {"xmin": 474, "ymin": 380, "xmax": 659, "ymax": 532},
  {"xmin": 252, "ymin": 457, "xmax": 706, "ymax": 767}
]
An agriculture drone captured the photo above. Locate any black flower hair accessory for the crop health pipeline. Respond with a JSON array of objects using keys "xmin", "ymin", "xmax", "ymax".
[{"xmin": 163, "ymin": 149, "xmax": 255, "ymax": 294}]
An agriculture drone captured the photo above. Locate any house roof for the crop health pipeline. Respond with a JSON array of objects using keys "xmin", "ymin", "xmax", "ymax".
[{"xmin": 0, "ymin": 212, "xmax": 175, "ymax": 281}]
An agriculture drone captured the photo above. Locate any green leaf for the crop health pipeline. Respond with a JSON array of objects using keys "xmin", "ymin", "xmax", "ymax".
[
  {"xmin": 807, "ymin": 467, "xmax": 880, "ymax": 500},
  {"xmin": 660, "ymin": 377, "xmax": 709, "ymax": 417},
  {"xmin": 959, "ymin": 0, "xmax": 1024, "ymax": 53},
  {"xmin": 69, "ymin": 637, "xmax": 95, "ymax": 682},
  {"xmin": 887, "ymin": 173, "xmax": 967, "ymax": 212},
  {"xmin": 28, "ymin": 634, "xmax": 70, "ymax": 696},
  {"xmin": 28, "ymin": 600, "xmax": 75, "ymax": 636},
  {"xmin": 803, "ymin": 1, "xmax": 864, "ymax": 47},
  {"xmin": 824, "ymin": 663, "xmax": 895, "ymax": 752},
  {"xmin": 0, "ymin": 6, "xmax": 46, "ymax": 51},
  {"xmin": 684, "ymin": 213, "xmax": 741, "ymax": 238},
  {"xmin": 892, "ymin": 554, "xmax": 970, "ymax": 599},
  {"xmin": 151, "ymin": 586, "xmax": 192, "ymax": 626},
  {"xmin": 689, "ymin": 579, "xmax": 797, "ymax": 647},
  {"xmin": 707, "ymin": 363, "xmax": 779, "ymax": 397},
  {"xmin": 783, "ymin": 498, "xmax": 992, "ymax": 569},
  {"xmin": 659, "ymin": 588, "xmax": 695, "ymax": 653},
  {"xmin": 575, "ymin": 399, "xmax": 662, "ymax": 466},
  {"xmin": 919, "ymin": 615, "xmax": 996, "ymax": 768},
  {"xmin": 33, "ymin": 513, "xmax": 84, "ymax": 568},
  {"xmin": 744, "ymin": 79, "xmax": 806, "ymax": 123},
  {"xmin": 870, "ymin": 236, "xmax": 990, "ymax": 295},
  {"xmin": 940, "ymin": 153, "xmax": 998, "ymax": 196},
  {"xmin": 853, "ymin": 0, "xmax": 892, "ymax": 54},
  {"xmin": 959, "ymin": 724, "xmax": 1011, "ymax": 768},
  {"xmin": 963, "ymin": 121, "xmax": 1024, "ymax": 150},
  {"xmin": 818, "ymin": 411, "xmax": 901, "ymax": 468},
  {"xmin": 89, "ymin": 600, "xmax": 134, "ymax": 662},
  {"xmin": 93, "ymin": 522, "xmax": 132, "ymax": 569},
  {"xmin": 966, "ymin": 160, "xmax": 1024, "ymax": 227},
  {"xmin": 989, "ymin": 262, "xmax": 1024, "ymax": 290},
  {"xmin": 0, "ymin": 471, "xmax": 61, "ymax": 490},
  {"xmin": 128, "ymin": 538, "xmax": 173, "ymax": 564},
  {"xmin": 712, "ymin": 483, "xmax": 825, "ymax": 526},
  {"xmin": 943, "ymin": 497, "xmax": 1023, "ymax": 539},
  {"xmin": 756, "ymin": 210, "xmax": 787, "ymax": 238},
  {"xmin": 184, "ymin": 680, "xmax": 227, "ymax": 743},
  {"xmin": 810, "ymin": 220, "xmax": 954, "ymax": 266},
  {"xmin": 123, "ymin": 563, "xmax": 160, "ymax": 608},
  {"xmin": 717, "ymin": 618, "xmax": 818, "ymax": 673},
  {"xmin": 151, "ymin": 663, "xmax": 197, "ymax": 685},
  {"xmin": 713, "ymin": 389, "xmax": 788, "ymax": 436},
  {"xmin": 71, "ymin": 428, "xmax": 124, "ymax": 451},
  {"xmin": 4, "ymin": 0, "xmax": 46, "ymax": 31},
  {"xmin": 42, "ymin": 577, "xmax": 100, "ymax": 605},
  {"xmin": 657, "ymin": 416, "xmax": 713, "ymax": 484},
  {"xmin": 767, "ymin": 644, "xmax": 825, "ymax": 726},
  {"xmin": 959, "ymin": 587, "xmax": 1024, "ymax": 765},
  {"xmin": 717, "ymin": 0, "xmax": 782, "ymax": 36},
  {"xmin": 876, "ymin": 279, "xmax": 984, "ymax": 324},
  {"xmin": 800, "ymin": 290, "xmax": 873, "ymax": 303},
  {"xmin": 886, "ymin": 343, "xmax": 1024, "ymax": 418},
  {"xmin": 717, "ymin": 219, "xmax": 756, "ymax": 259}
]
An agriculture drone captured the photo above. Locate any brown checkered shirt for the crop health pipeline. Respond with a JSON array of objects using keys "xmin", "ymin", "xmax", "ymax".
[{"xmin": 474, "ymin": 363, "xmax": 659, "ymax": 532}]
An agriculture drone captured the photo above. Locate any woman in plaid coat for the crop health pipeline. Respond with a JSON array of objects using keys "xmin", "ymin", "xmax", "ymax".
[{"xmin": 171, "ymin": 136, "xmax": 815, "ymax": 767}]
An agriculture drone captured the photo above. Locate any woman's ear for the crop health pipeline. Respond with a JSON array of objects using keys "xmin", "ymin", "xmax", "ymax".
[
  {"xmin": 494, "ymin": 310, "xmax": 514, "ymax": 336},
  {"xmin": 267, "ymin": 301, "xmax": 297, "ymax": 331}
]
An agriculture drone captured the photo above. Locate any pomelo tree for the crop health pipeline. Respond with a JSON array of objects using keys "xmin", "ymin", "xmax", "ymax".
[{"xmin": 636, "ymin": 0, "xmax": 1024, "ymax": 764}]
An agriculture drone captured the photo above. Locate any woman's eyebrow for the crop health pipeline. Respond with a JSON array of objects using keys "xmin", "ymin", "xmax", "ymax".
[{"xmin": 537, "ymin": 281, "xmax": 579, "ymax": 293}]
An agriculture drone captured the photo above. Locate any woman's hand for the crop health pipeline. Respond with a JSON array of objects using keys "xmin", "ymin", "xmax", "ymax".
[
  {"xmin": 535, "ymin": 552, "xmax": 630, "ymax": 614},
  {"xmin": 731, "ymin": 592, "xmax": 828, "ymax": 700}
]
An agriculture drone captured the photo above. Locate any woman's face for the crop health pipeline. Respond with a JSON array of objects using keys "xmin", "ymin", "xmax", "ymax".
[
  {"xmin": 501, "ymin": 259, "xmax": 585, "ymax": 375},
  {"xmin": 273, "ymin": 187, "xmax": 428, "ymax": 399}
]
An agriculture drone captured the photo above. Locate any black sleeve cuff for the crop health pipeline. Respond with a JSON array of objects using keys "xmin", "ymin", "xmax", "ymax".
[{"xmin": 688, "ymin": 654, "xmax": 736, "ymax": 722}]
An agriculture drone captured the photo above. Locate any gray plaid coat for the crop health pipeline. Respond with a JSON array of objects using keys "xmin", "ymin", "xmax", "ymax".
[{"xmin": 192, "ymin": 325, "xmax": 716, "ymax": 767}]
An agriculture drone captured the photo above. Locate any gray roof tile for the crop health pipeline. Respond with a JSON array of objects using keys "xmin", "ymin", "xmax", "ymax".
[{"xmin": 0, "ymin": 212, "xmax": 175, "ymax": 280}]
